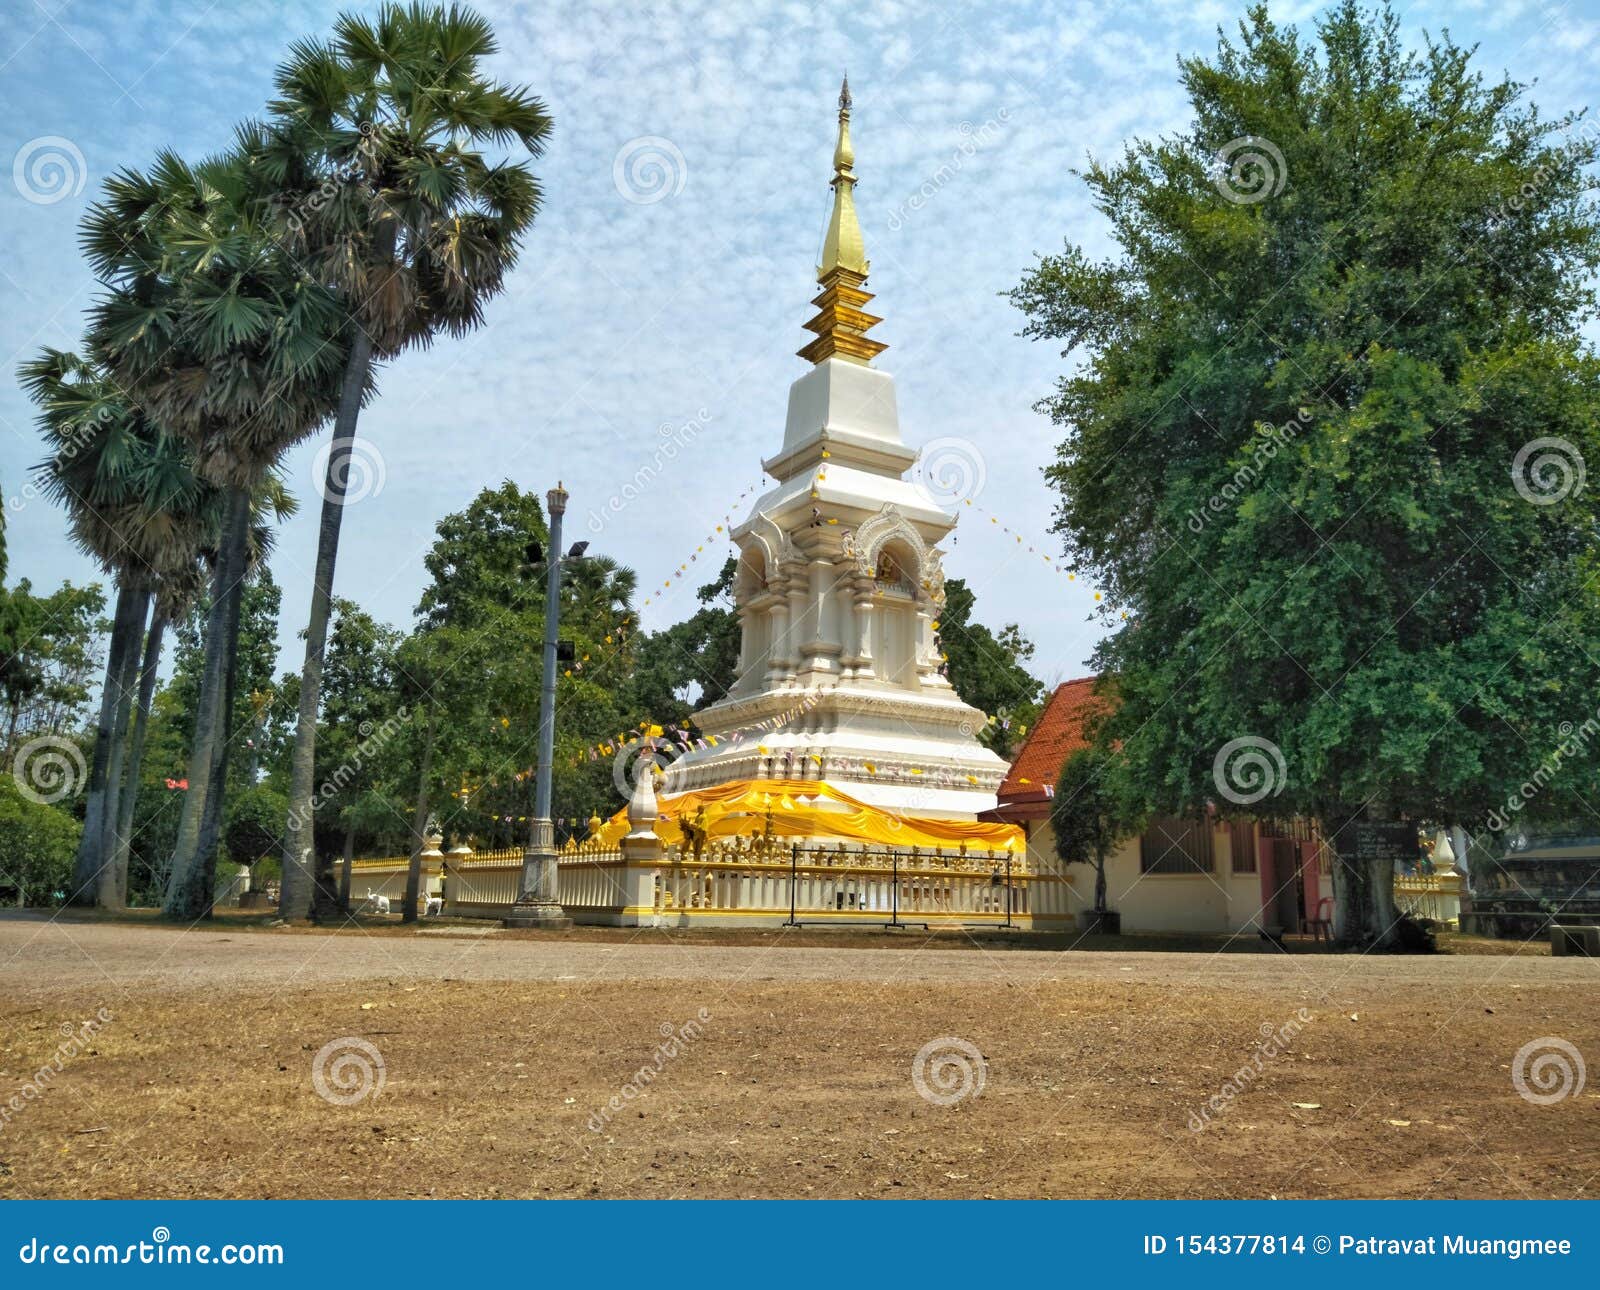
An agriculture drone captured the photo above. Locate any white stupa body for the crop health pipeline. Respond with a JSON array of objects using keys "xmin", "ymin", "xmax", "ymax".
[{"xmin": 661, "ymin": 354, "xmax": 1007, "ymax": 817}]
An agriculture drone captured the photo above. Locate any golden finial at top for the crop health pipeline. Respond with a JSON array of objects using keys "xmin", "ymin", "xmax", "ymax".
[
  {"xmin": 819, "ymin": 76, "xmax": 866, "ymax": 280},
  {"xmin": 833, "ymin": 79, "xmax": 855, "ymax": 175},
  {"xmin": 800, "ymin": 78, "xmax": 886, "ymax": 366}
]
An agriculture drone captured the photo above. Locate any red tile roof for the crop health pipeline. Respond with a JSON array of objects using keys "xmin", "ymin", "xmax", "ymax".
[{"xmin": 991, "ymin": 676, "xmax": 1111, "ymax": 817}]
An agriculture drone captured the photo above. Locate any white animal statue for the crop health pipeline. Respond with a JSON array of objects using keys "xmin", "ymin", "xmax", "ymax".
[
  {"xmin": 424, "ymin": 894, "xmax": 444, "ymax": 917},
  {"xmin": 365, "ymin": 888, "xmax": 391, "ymax": 915}
]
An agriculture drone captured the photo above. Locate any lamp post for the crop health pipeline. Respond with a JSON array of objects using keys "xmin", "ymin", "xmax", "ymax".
[{"xmin": 504, "ymin": 482, "xmax": 575, "ymax": 929}]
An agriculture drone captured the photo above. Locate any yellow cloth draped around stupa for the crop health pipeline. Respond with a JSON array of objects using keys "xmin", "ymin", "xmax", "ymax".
[{"xmin": 598, "ymin": 778, "xmax": 1023, "ymax": 853}]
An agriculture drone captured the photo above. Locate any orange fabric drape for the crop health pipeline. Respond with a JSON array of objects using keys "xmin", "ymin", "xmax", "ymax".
[{"xmin": 600, "ymin": 778, "xmax": 1022, "ymax": 852}]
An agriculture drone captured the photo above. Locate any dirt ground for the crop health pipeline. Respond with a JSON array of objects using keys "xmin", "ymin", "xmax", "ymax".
[{"xmin": 0, "ymin": 911, "xmax": 1595, "ymax": 1199}]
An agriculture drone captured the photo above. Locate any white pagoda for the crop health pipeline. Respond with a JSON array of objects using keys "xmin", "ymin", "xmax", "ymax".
[{"xmin": 661, "ymin": 80, "xmax": 1007, "ymax": 820}]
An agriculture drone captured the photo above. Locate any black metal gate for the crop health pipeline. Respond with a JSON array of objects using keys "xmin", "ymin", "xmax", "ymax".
[{"xmin": 781, "ymin": 844, "xmax": 1016, "ymax": 929}]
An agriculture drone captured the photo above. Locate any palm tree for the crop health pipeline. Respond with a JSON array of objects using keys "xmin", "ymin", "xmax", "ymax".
[
  {"xmin": 20, "ymin": 348, "xmax": 217, "ymax": 906},
  {"xmin": 252, "ymin": 2, "xmax": 551, "ymax": 918},
  {"xmin": 565, "ymin": 554, "xmax": 637, "ymax": 631},
  {"xmin": 82, "ymin": 152, "xmax": 346, "ymax": 918}
]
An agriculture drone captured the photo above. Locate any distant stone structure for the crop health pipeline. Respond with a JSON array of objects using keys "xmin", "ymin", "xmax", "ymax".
[{"xmin": 1465, "ymin": 835, "xmax": 1600, "ymax": 938}]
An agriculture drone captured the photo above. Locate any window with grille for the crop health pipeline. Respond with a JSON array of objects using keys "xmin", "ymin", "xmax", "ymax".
[
  {"xmin": 1229, "ymin": 820, "xmax": 1257, "ymax": 874},
  {"xmin": 1140, "ymin": 816, "xmax": 1215, "ymax": 874}
]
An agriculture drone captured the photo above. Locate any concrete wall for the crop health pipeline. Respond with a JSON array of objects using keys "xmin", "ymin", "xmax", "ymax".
[{"xmin": 1023, "ymin": 818, "xmax": 1271, "ymax": 934}]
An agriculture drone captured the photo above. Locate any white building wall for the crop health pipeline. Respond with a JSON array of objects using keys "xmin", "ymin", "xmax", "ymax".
[{"xmin": 1024, "ymin": 819, "xmax": 1271, "ymax": 935}]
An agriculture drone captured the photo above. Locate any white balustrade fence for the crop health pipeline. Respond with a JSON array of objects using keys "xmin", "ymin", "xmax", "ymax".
[
  {"xmin": 347, "ymin": 837, "xmax": 1064, "ymax": 928},
  {"xmin": 1393, "ymin": 871, "xmax": 1463, "ymax": 926}
]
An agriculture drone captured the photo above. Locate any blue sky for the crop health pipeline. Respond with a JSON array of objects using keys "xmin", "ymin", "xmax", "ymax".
[{"xmin": 3, "ymin": 0, "xmax": 1597, "ymax": 689}]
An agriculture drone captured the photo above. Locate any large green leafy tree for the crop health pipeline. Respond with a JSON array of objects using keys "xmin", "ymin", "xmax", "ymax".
[
  {"xmin": 0, "ymin": 578, "xmax": 104, "ymax": 767},
  {"xmin": 630, "ymin": 557, "xmax": 741, "ymax": 727},
  {"xmin": 412, "ymin": 484, "xmax": 643, "ymax": 838},
  {"xmin": 1051, "ymin": 743, "xmax": 1138, "ymax": 920},
  {"xmin": 365, "ymin": 483, "xmax": 653, "ymax": 906},
  {"xmin": 938, "ymin": 577, "xmax": 1043, "ymax": 757},
  {"xmin": 1011, "ymin": 2, "xmax": 1600, "ymax": 946},
  {"xmin": 258, "ymin": 2, "xmax": 552, "ymax": 919},
  {"xmin": 311, "ymin": 599, "xmax": 406, "ymax": 908}
]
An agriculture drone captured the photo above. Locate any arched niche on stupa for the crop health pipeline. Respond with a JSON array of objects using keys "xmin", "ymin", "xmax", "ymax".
[
  {"xmin": 852, "ymin": 505, "xmax": 929, "ymax": 592},
  {"xmin": 872, "ymin": 535, "xmax": 923, "ymax": 688},
  {"xmin": 735, "ymin": 544, "xmax": 767, "ymax": 601},
  {"xmin": 743, "ymin": 513, "xmax": 799, "ymax": 591}
]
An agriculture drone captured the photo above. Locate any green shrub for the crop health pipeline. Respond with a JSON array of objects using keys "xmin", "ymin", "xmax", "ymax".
[
  {"xmin": 224, "ymin": 785, "xmax": 288, "ymax": 868},
  {"xmin": 0, "ymin": 778, "xmax": 81, "ymax": 906}
]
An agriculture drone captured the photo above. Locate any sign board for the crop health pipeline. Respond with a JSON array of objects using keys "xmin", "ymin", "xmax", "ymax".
[{"xmin": 1353, "ymin": 820, "xmax": 1420, "ymax": 863}]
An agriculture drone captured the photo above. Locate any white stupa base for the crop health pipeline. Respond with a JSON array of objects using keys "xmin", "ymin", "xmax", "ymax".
[{"xmin": 662, "ymin": 682, "xmax": 1007, "ymax": 820}]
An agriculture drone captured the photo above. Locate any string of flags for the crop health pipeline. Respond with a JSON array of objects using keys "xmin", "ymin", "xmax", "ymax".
[
  {"xmin": 954, "ymin": 498, "xmax": 1125, "ymax": 620},
  {"xmin": 440, "ymin": 477, "xmax": 1127, "ymax": 813},
  {"xmin": 638, "ymin": 480, "xmax": 763, "ymax": 609},
  {"xmin": 570, "ymin": 691, "xmax": 826, "ymax": 767},
  {"xmin": 541, "ymin": 480, "xmax": 764, "ymax": 683},
  {"xmin": 441, "ymin": 492, "xmax": 773, "ymax": 804}
]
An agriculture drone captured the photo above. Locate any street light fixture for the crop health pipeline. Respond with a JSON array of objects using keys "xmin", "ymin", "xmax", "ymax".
[{"xmin": 504, "ymin": 482, "xmax": 580, "ymax": 929}]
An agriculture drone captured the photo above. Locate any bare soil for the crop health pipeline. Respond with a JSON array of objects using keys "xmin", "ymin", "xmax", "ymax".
[{"xmin": 1, "ymin": 911, "xmax": 1594, "ymax": 1199}]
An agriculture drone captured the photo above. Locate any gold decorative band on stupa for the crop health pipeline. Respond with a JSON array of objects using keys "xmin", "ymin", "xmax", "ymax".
[{"xmin": 799, "ymin": 77, "xmax": 887, "ymax": 367}]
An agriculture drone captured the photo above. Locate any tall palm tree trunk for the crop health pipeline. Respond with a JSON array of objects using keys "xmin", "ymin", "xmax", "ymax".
[
  {"xmin": 282, "ymin": 326, "xmax": 375, "ymax": 920},
  {"xmin": 69, "ymin": 580, "xmax": 144, "ymax": 906},
  {"xmin": 95, "ymin": 585, "xmax": 152, "ymax": 907},
  {"xmin": 164, "ymin": 488, "xmax": 250, "ymax": 920},
  {"xmin": 106, "ymin": 607, "xmax": 167, "ymax": 906},
  {"xmin": 402, "ymin": 706, "xmax": 436, "ymax": 926},
  {"xmin": 194, "ymin": 571, "xmax": 246, "ymax": 892}
]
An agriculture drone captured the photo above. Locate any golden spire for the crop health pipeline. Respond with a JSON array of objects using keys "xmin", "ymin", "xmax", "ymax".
[{"xmin": 799, "ymin": 77, "xmax": 887, "ymax": 367}]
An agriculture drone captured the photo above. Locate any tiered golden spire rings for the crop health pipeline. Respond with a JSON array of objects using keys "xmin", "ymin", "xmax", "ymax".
[{"xmin": 799, "ymin": 77, "xmax": 887, "ymax": 367}]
